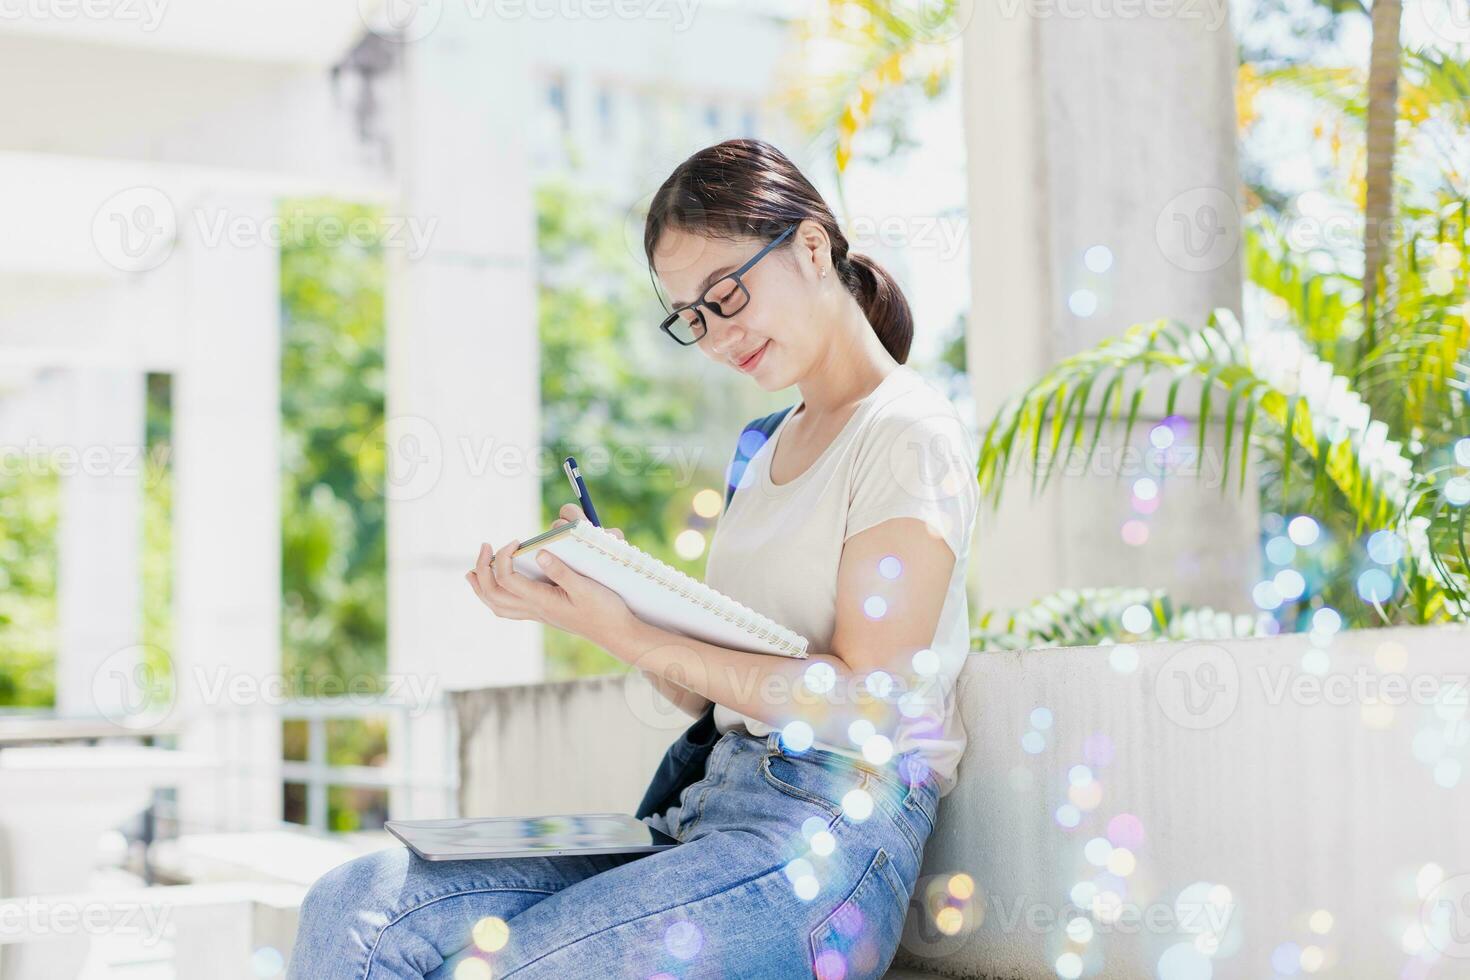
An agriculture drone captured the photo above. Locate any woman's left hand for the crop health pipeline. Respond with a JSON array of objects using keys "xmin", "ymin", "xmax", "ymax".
[{"xmin": 465, "ymin": 539, "xmax": 635, "ymax": 646}]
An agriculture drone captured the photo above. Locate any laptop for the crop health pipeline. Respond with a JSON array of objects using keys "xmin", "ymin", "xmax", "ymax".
[{"xmin": 385, "ymin": 813, "xmax": 680, "ymax": 862}]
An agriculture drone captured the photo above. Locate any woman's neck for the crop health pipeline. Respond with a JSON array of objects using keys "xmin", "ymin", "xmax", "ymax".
[{"xmin": 793, "ymin": 302, "xmax": 899, "ymax": 417}]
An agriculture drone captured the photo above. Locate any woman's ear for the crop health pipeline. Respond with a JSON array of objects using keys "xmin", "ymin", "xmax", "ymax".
[{"xmin": 794, "ymin": 218, "xmax": 834, "ymax": 281}]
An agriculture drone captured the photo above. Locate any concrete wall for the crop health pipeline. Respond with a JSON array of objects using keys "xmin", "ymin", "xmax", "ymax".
[
  {"xmin": 456, "ymin": 625, "xmax": 1470, "ymax": 978},
  {"xmin": 455, "ymin": 673, "xmax": 690, "ymax": 818},
  {"xmin": 961, "ymin": 1, "xmax": 1260, "ymax": 615}
]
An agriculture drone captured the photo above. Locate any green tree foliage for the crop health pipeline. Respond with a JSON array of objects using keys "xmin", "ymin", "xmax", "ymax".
[
  {"xmin": 535, "ymin": 181, "xmax": 710, "ymax": 677},
  {"xmin": 279, "ymin": 199, "xmax": 389, "ymax": 696},
  {"xmin": 0, "ymin": 463, "xmax": 59, "ymax": 707}
]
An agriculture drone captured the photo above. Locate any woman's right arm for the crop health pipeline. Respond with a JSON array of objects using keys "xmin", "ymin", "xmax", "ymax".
[{"xmin": 642, "ymin": 670, "xmax": 713, "ymax": 720}]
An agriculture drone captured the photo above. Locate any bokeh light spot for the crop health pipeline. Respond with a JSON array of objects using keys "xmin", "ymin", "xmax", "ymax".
[
  {"xmin": 664, "ymin": 920, "xmax": 703, "ymax": 961},
  {"xmin": 841, "ymin": 788, "xmax": 874, "ymax": 821},
  {"xmin": 453, "ymin": 959, "xmax": 492, "ymax": 980},
  {"xmin": 781, "ymin": 720, "xmax": 815, "ymax": 753},
  {"xmin": 691, "ymin": 488, "xmax": 723, "ymax": 519},
  {"xmin": 913, "ymin": 648, "xmax": 940, "ymax": 675},
  {"xmin": 804, "ymin": 662, "xmax": 837, "ymax": 694},
  {"xmin": 1121, "ymin": 604, "xmax": 1153, "ymax": 633},
  {"xmin": 1084, "ymin": 244, "xmax": 1114, "ymax": 272},
  {"xmin": 1288, "ymin": 515, "xmax": 1321, "ymax": 546},
  {"xmin": 472, "ymin": 917, "xmax": 509, "ymax": 953}
]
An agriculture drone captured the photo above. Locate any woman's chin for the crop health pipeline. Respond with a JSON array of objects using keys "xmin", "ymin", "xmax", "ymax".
[{"xmin": 743, "ymin": 345, "xmax": 783, "ymax": 389}]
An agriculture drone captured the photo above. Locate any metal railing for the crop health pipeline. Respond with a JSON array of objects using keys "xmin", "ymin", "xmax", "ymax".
[{"xmin": 277, "ymin": 696, "xmax": 459, "ymax": 832}]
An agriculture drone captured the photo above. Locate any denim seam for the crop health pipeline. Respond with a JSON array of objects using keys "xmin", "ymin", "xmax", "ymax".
[
  {"xmin": 675, "ymin": 732, "xmax": 735, "ymax": 838},
  {"xmin": 808, "ymin": 847, "xmax": 908, "ymax": 967},
  {"xmin": 499, "ymin": 857, "xmax": 790, "ymax": 977},
  {"xmin": 899, "ymin": 781, "xmax": 934, "ymax": 828},
  {"xmin": 876, "ymin": 790, "xmax": 924, "ymax": 867},
  {"xmin": 361, "ymin": 886, "xmax": 559, "ymax": 980},
  {"xmin": 875, "ymin": 848, "xmax": 910, "ymax": 910},
  {"xmin": 677, "ymin": 782, "xmax": 715, "ymax": 838},
  {"xmin": 759, "ymin": 753, "xmax": 843, "ymax": 817},
  {"xmin": 903, "ymin": 787, "xmax": 939, "ymax": 830}
]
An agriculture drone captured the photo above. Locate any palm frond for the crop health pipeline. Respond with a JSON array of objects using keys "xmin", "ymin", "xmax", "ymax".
[
  {"xmin": 976, "ymin": 309, "xmax": 1469, "ymax": 621},
  {"xmin": 1400, "ymin": 49, "xmax": 1470, "ymax": 128},
  {"xmin": 1244, "ymin": 213, "xmax": 1362, "ymax": 347}
]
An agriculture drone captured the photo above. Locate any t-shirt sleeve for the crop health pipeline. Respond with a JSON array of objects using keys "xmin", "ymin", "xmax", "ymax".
[{"xmin": 844, "ymin": 408, "xmax": 979, "ymax": 562}]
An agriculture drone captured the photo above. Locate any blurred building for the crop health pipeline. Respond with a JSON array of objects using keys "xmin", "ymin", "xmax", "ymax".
[{"xmin": 0, "ymin": 6, "xmax": 798, "ymax": 975}]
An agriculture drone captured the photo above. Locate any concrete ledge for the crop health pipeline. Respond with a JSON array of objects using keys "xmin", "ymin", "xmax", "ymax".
[
  {"xmin": 454, "ymin": 672, "xmax": 693, "ymax": 818},
  {"xmin": 455, "ymin": 625, "xmax": 1470, "ymax": 978},
  {"xmin": 898, "ymin": 624, "xmax": 1470, "ymax": 977}
]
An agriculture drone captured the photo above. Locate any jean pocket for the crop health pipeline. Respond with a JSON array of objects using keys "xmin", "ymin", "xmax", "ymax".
[
  {"xmin": 759, "ymin": 752, "xmax": 846, "ymax": 818},
  {"xmin": 808, "ymin": 847, "xmax": 909, "ymax": 980}
]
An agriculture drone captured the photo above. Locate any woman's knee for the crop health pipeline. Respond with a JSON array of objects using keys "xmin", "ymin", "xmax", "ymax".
[{"xmin": 299, "ymin": 846, "xmax": 412, "ymax": 932}]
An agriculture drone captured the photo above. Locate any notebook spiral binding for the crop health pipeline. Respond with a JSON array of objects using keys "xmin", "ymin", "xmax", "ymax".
[{"xmin": 569, "ymin": 522, "xmax": 809, "ymax": 658}]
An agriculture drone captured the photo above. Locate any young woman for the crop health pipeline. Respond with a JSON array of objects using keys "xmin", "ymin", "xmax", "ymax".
[{"xmin": 289, "ymin": 139, "xmax": 978, "ymax": 980}]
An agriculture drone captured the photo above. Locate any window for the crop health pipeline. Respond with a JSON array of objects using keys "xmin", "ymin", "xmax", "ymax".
[
  {"xmin": 597, "ymin": 87, "xmax": 615, "ymax": 141},
  {"xmin": 547, "ymin": 76, "xmax": 569, "ymax": 131}
]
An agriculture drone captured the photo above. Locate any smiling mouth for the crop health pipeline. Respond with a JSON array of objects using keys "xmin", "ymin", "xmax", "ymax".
[{"xmin": 735, "ymin": 341, "xmax": 768, "ymax": 370}]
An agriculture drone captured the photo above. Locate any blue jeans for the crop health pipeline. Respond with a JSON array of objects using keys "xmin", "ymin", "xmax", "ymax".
[{"xmin": 287, "ymin": 729, "xmax": 940, "ymax": 979}]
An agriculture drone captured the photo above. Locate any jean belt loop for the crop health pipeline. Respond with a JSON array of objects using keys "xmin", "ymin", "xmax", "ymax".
[{"xmin": 765, "ymin": 729, "xmax": 784, "ymax": 756}]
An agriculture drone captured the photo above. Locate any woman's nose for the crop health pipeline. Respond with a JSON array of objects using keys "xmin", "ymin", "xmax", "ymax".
[{"xmin": 704, "ymin": 317, "xmax": 745, "ymax": 357}]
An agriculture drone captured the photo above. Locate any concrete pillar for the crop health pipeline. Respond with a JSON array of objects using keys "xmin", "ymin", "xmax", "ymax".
[
  {"xmin": 960, "ymin": 0, "xmax": 1258, "ymax": 614},
  {"xmin": 386, "ymin": 8, "xmax": 542, "ymax": 819},
  {"xmin": 172, "ymin": 192, "xmax": 283, "ymax": 833},
  {"xmin": 55, "ymin": 368, "xmax": 146, "ymax": 718}
]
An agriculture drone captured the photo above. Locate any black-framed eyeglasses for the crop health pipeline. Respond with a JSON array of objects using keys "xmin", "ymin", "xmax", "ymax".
[{"xmin": 656, "ymin": 223, "xmax": 799, "ymax": 346}]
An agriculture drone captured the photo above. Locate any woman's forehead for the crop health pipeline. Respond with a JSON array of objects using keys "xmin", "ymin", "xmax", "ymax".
[{"xmin": 652, "ymin": 227, "xmax": 750, "ymax": 290}]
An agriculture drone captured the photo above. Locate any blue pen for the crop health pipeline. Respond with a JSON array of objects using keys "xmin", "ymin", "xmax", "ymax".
[{"xmin": 561, "ymin": 456, "xmax": 601, "ymax": 527}]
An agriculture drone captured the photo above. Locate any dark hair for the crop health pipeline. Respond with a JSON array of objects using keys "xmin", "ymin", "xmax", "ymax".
[{"xmin": 643, "ymin": 139, "xmax": 913, "ymax": 364}]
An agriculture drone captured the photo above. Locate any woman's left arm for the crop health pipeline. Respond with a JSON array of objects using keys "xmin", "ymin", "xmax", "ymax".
[
  {"xmin": 603, "ymin": 516, "xmax": 955, "ymax": 748},
  {"xmin": 469, "ymin": 515, "xmax": 956, "ymax": 750}
]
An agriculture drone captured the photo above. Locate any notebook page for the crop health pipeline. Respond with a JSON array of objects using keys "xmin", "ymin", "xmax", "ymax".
[{"xmin": 511, "ymin": 521, "xmax": 808, "ymax": 658}]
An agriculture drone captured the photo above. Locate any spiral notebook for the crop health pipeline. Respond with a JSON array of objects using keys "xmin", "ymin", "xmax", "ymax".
[{"xmin": 510, "ymin": 520, "xmax": 809, "ymax": 659}]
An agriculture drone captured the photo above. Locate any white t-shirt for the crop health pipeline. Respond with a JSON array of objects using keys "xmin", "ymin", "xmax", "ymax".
[{"xmin": 705, "ymin": 364, "xmax": 979, "ymax": 797}]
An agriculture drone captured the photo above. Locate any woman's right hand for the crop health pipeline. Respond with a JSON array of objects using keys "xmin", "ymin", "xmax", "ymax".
[{"xmin": 554, "ymin": 503, "xmax": 624, "ymax": 541}]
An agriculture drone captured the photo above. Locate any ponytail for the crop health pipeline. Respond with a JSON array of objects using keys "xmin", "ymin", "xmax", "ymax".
[{"xmin": 838, "ymin": 252, "xmax": 913, "ymax": 365}]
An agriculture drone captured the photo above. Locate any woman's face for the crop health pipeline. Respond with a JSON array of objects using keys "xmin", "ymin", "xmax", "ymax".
[{"xmin": 651, "ymin": 222, "xmax": 829, "ymax": 391}]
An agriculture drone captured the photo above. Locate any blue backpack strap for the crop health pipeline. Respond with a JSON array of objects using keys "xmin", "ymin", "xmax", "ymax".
[
  {"xmin": 723, "ymin": 406, "xmax": 794, "ymax": 509},
  {"xmin": 634, "ymin": 406, "xmax": 794, "ymax": 823}
]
